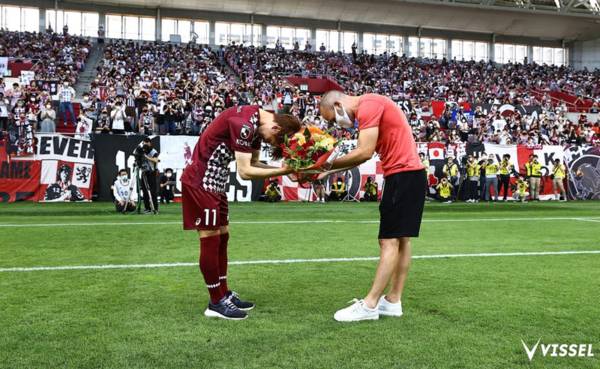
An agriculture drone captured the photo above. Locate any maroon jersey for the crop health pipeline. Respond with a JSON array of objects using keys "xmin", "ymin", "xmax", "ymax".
[{"xmin": 181, "ymin": 105, "xmax": 261, "ymax": 193}]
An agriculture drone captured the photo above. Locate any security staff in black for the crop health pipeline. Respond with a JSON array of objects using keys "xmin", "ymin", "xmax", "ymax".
[{"xmin": 498, "ymin": 154, "xmax": 515, "ymax": 201}]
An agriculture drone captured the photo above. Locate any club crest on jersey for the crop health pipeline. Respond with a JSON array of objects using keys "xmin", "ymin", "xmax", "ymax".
[{"xmin": 240, "ymin": 124, "xmax": 251, "ymax": 140}]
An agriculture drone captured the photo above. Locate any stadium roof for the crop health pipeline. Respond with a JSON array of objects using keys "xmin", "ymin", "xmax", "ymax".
[{"xmin": 65, "ymin": 0, "xmax": 600, "ymax": 41}]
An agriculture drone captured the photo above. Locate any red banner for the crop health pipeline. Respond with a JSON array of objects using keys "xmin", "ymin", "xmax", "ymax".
[{"xmin": 0, "ymin": 159, "xmax": 41, "ymax": 202}]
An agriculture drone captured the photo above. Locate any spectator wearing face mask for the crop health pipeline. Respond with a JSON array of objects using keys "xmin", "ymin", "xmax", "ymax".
[
  {"xmin": 528, "ymin": 155, "xmax": 543, "ymax": 201},
  {"xmin": 125, "ymin": 88, "xmax": 137, "ymax": 130},
  {"xmin": 465, "ymin": 156, "xmax": 480, "ymax": 203},
  {"xmin": 113, "ymin": 169, "xmax": 137, "ymax": 213},
  {"xmin": 110, "ymin": 101, "xmax": 128, "ymax": 134},
  {"xmin": 442, "ymin": 156, "xmax": 460, "ymax": 198},
  {"xmin": 551, "ymin": 158, "xmax": 567, "ymax": 202},
  {"xmin": 96, "ymin": 108, "xmax": 111, "ymax": 133},
  {"xmin": 498, "ymin": 154, "xmax": 515, "ymax": 201},
  {"xmin": 329, "ymin": 176, "xmax": 347, "ymax": 201},
  {"xmin": 515, "ymin": 177, "xmax": 529, "ymax": 203},
  {"xmin": 80, "ymin": 93, "xmax": 93, "ymax": 111},
  {"xmin": 436, "ymin": 177, "xmax": 453, "ymax": 203},
  {"xmin": 139, "ymin": 106, "xmax": 155, "ymax": 135},
  {"xmin": 313, "ymin": 179, "xmax": 326, "ymax": 203},
  {"xmin": 97, "ymin": 24, "xmax": 105, "ymax": 44},
  {"xmin": 58, "ymin": 82, "xmax": 76, "ymax": 127},
  {"xmin": 159, "ymin": 168, "xmax": 176, "ymax": 204},
  {"xmin": 0, "ymin": 95, "xmax": 9, "ymax": 131},
  {"xmin": 361, "ymin": 177, "xmax": 378, "ymax": 202},
  {"xmin": 75, "ymin": 108, "xmax": 93, "ymax": 140},
  {"xmin": 482, "ymin": 158, "xmax": 499, "ymax": 202},
  {"xmin": 260, "ymin": 179, "xmax": 282, "ymax": 202}
]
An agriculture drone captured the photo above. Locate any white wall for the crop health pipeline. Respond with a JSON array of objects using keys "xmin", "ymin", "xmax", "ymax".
[{"xmin": 570, "ymin": 39, "xmax": 600, "ymax": 70}]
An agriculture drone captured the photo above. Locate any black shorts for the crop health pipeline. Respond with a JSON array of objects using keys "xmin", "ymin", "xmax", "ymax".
[{"xmin": 379, "ymin": 169, "xmax": 427, "ymax": 239}]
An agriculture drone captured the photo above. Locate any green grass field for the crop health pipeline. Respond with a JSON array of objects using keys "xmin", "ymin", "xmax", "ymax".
[{"xmin": 1, "ymin": 201, "xmax": 599, "ymax": 369}]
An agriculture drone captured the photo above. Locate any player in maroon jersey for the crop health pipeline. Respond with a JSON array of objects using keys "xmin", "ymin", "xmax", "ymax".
[{"xmin": 181, "ymin": 105, "xmax": 300, "ymax": 320}]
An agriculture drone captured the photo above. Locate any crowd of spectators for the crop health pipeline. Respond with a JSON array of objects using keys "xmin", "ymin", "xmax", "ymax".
[
  {"xmin": 1, "ymin": 29, "xmax": 600, "ymax": 150},
  {"xmin": 66, "ymin": 39, "xmax": 260, "ymax": 136},
  {"xmin": 0, "ymin": 29, "xmax": 90, "ymax": 154},
  {"xmin": 0, "ymin": 29, "xmax": 91, "ymax": 85},
  {"xmin": 224, "ymin": 44, "xmax": 600, "ymax": 146}
]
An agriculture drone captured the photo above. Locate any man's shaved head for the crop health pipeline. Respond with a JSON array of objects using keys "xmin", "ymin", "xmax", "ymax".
[
  {"xmin": 319, "ymin": 90, "xmax": 355, "ymax": 125},
  {"xmin": 320, "ymin": 90, "xmax": 347, "ymax": 109}
]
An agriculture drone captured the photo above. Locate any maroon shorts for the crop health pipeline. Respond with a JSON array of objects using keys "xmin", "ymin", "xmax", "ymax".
[{"xmin": 182, "ymin": 184, "xmax": 229, "ymax": 230}]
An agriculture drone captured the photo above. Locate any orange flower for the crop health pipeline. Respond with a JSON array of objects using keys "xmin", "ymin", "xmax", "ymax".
[{"xmin": 307, "ymin": 125, "xmax": 324, "ymax": 135}]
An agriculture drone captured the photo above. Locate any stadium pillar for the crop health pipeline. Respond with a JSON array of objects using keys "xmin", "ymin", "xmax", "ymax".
[
  {"xmin": 447, "ymin": 38, "xmax": 453, "ymax": 60},
  {"xmin": 310, "ymin": 27, "xmax": 316, "ymax": 51},
  {"xmin": 54, "ymin": 0, "xmax": 58, "ymax": 32},
  {"xmin": 209, "ymin": 21, "xmax": 216, "ymax": 46},
  {"xmin": 250, "ymin": 14, "xmax": 254, "ymax": 46},
  {"xmin": 527, "ymin": 45, "xmax": 533, "ymax": 64},
  {"xmin": 357, "ymin": 32, "xmax": 363, "ymax": 53},
  {"xmin": 260, "ymin": 23, "xmax": 267, "ymax": 46},
  {"xmin": 337, "ymin": 21, "xmax": 342, "ymax": 52},
  {"xmin": 98, "ymin": 11, "xmax": 106, "ymax": 35},
  {"xmin": 489, "ymin": 34, "xmax": 496, "ymax": 62},
  {"xmin": 39, "ymin": 8, "xmax": 46, "ymax": 33},
  {"xmin": 402, "ymin": 36, "xmax": 409, "ymax": 57},
  {"xmin": 155, "ymin": 8, "xmax": 161, "ymax": 42}
]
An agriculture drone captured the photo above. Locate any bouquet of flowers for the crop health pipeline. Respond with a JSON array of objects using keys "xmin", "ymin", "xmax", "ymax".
[{"xmin": 280, "ymin": 125, "xmax": 339, "ymax": 180}]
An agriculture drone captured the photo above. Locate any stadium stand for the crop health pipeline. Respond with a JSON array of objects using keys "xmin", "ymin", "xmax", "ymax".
[{"xmin": 1, "ymin": 28, "xmax": 599, "ymax": 147}]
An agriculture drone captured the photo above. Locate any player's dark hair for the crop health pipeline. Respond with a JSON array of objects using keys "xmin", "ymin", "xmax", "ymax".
[
  {"xmin": 57, "ymin": 165, "xmax": 72, "ymax": 181},
  {"xmin": 270, "ymin": 113, "xmax": 302, "ymax": 160}
]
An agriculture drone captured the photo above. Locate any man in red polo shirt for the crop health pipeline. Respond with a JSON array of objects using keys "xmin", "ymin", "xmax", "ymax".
[{"xmin": 316, "ymin": 91, "xmax": 426, "ymax": 322}]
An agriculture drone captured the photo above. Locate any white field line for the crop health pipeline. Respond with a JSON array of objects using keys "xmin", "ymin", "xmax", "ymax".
[
  {"xmin": 575, "ymin": 218, "xmax": 600, "ymax": 223},
  {"xmin": 1, "ymin": 250, "xmax": 599, "ymax": 273},
  {"xmin": 0, "ymin": 216, "xmax": 599, "ymax": 228}
]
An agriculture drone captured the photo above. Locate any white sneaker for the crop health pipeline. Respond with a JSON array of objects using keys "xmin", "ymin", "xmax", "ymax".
[
  {"xmin": 378, "ymin": 296, "xmax": 403, "ymax": 317},
  {"xmin": 333, "ymin": 299, "xmax": 379, "ymax": 322}
]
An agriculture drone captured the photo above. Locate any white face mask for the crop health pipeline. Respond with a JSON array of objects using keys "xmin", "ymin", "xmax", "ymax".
[
  {"xmin": 120, "ymin": 175, "xmax": 128, "ymax": 181},
  {"xmin": 334, "ymin": 104, "xmax": 353, "ymax": 129},
  {"xmin": 166, "ymin": 173, "xmax": 172, "ymax": 178}
]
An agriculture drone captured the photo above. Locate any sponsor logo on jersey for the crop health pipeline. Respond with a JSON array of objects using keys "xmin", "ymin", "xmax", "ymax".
[
  {"xmin": 235, "ymin": 139, "xmax": 251, "ymax": 147},
  {"xmin": 240, "ymin": 124, "xmax": 251, "ymax": 140}
]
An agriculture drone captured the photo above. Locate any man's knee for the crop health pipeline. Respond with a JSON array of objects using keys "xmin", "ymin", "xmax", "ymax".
[{"xmin": 199, "ymin": 229, "xmax": 221, "ymax": 238}]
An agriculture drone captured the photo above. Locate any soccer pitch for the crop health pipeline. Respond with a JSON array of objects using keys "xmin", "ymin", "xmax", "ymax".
[{"xmin": 1, "ymin": 201, "xmax": 599, "ymax": 369}]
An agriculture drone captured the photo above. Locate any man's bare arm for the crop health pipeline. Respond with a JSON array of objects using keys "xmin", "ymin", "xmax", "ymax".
[
  {"xmin": 329, "ymin": 127, "xmax": 379, "ymax": 170},
  {"xmin": 250, "ymin": 150, "xmax": 280, "ymax": 170},
  {"xmin": 236, "ymin": 151, "xmax": 292, "ymax": 180}
]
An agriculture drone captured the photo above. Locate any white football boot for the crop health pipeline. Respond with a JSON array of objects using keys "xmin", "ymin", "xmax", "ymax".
[
  {"xmin": 333, "ymin": 299, "xmax": 379, "ymax": 322},
  {"xmin": 378, "ymin": 295, "xmax": 403, "ymax": 317}
]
